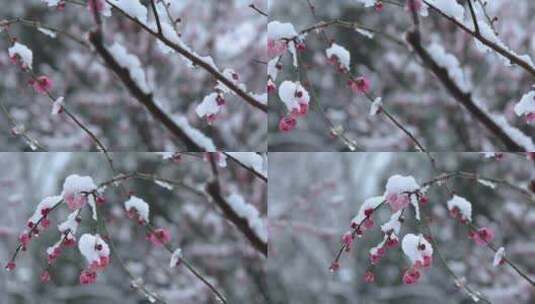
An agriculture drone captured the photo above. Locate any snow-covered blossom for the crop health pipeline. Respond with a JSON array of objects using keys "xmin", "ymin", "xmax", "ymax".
[
  {"xmin": 401, "ymin": 233, "xmax": 433, "ymax": 285},
  {"xmin": 108, "ymin": 0, "xmax": 147, "ymax": 24},
  {"xmin": 79, "ymin": 270, "xmax": 97, "ymax": 285},
  {"xmin": 58, "ymin": 211, "xmax": 81, "ymax": 237},
  {"xmin": 267, "ymin": 21, "xmax": 297, "ymax": 58},
  {"xmin": 514, "ymin": 91, "xmax": 535, "ymax": 124},
  {"xmin": 493, "ymin": 247, "xmax": 505, "ymax": 267},
  {"xmin": 51, "ymin": 97, "xmax": 64, "ymax": 115},
  {"xmin": 148, "ymin": 228, "xmax": 171, "ymax": 247},
  {"xmin": 326, "ymin": 43, "xmax": 351, "ymax": 71},
  {"xmin": 107, "ymin": 42, "xmax": 151, "ymax": 94},
  {"xmin": 349, "ymin": 76, "xmax": 371, "ymax": 94},
  {"xmin": 124, "ymin": 196, "xmax": 150, "ymax": 224},
  {"xmin": 78, "ymin": 233, "xmax": 110, "ymax": 272},
  {"xmin": 170, "ymin": 248, "xmax": 183, "ymax": 268},
  {"xmin": 381, "ymin": 210, "xmax": 402, "ymax": 235},
  {"xmin": 447, "ymin": 195, "xmax": 472, "ymax": 222},
  {"xmin": 369, "ymin": 97, "xmax": 383, "ymax": 116},
  {"xmin": 31, "ymin": 76, "xmax": 53, "ymax": 94},
  {"xmin": 215, "ymin": 68, "xmax": 246, "ymax": 94},
  {"xmin": 469, "ymin": 227, "xmax": 495, "ymax": 246},
  {"xmin": 278, "ymin": 81, "xmax": 310, "ymax": 114},
  {"xmin": 226, "ymin": 193, "xmax": 267, "ymax": 243},
  {"xmin": 195, "ymin": 93, "xmax": 225, "ymax": 123},
  {"xmin": 384, "ymin": 175, "xmax": 420, "ymax": 212},
  {"xmin": 62, "ymin": 175, "xmax": 97, "ymax": 211},
  {"xmin": 279, "ymin": 116, "xmax": 297, "ymax": 133},
  {"xmin": 27, "ymin": 195, "xmax": 62, "ymax": 227},
  {"xmin": 8, "ymin": 42, "xmax": 33, "ymax": 69},
  {"xmin": 351, "ymin": 196, "xmax": 383, "ymax": 229}
]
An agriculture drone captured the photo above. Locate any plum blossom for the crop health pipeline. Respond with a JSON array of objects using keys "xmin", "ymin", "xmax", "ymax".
[
  {"xmin": 326, "ymin": 43, "xmax": 351, "ymax": 72},
  {"xmin": 384, "ymin": 175, "xmax": 420, "ymax": 212},
  {"xmin": 40, "ymin": 271, "xmax": 51, "ymax": 283},
  {"xmin": 278, "ymin": 81, "xmax": 310, "ymax": 114},
  {"xmin": 78, "ymin": 233, "xmax": 110, "ymax": 275},
  {"xmin": 267, "ymin": 21, "xmax": 297, "ymax": 58},
  {"xmin": 148, "ymin": 228, "xmax": 171, "ymax": 247},
  {"xmin": 363, "ymin": 271, "xmax": 375, "ymax": 283},
  {"xmin": 62, "ymin": 175, "xmax": 97, "ymax": 211},
  {"xmin": 8, "ymin": 42, "xmax": 33, "ymax": 69},
  {"xmin": 279, "ymin": 116, "xmax": 297, "ymax": 133},
  {"xmin": 469, "ymin": 227, "xmax": 495, "ymax": 246},
  {"xmin": 124, "ymin": 196, "xmax": 150, "ymax": 224},
  {"xmin": 493, "ymin": 247, "xmax": 506, "ymax": 266},
  {"xmin": 348, "ymin": 76, "xmax": 371, "ymax": 94},
  {"xmin": 514, "ymin": 91, "xmax": 535, "ymax": 124},
  {"xmin": 447, "ymin": 195, "xmax": 472, "ymax": 222},
  {"xmin": 401, "ymin": 234, "xmax": 433, "ymax": 285},
  {"xmin": 31, "ymin": 76, "xmax": 53, "ymax": 94}
]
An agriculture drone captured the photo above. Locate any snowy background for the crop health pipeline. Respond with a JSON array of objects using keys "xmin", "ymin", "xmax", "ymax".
[
  {"xmin": 267, "ymin": 152, "xmax": 535, "ymax": 303},
  {"xmin": 0, "ymin": 0, "xmax": 267, "ymax": 151},
  {"xmin": 268, "ymin": 0, "xmax": 535, "ymax": 151},
  {"xmin": 0, "ymin": 152, "xmax": 267, "ymax": 304}
]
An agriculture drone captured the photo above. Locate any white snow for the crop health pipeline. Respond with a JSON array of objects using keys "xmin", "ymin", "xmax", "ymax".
[
  {"xmin": 425, "ymin": 0, "xmax": 465, "ymax": 21},
  {"xmin": 226, "ymin": 193, "xmax": 267, "ymax": 243},
  {"xmin": 124, "ymin": 196, "xmax": 150, "ymax": 223},
  {"xmin": 41, "ymin": 0, "xmax": 61, "ymax": 6},
  {"xmin": 381, "ymin": 210, "xmax": 402, "ymax": 235},
  {"xmin": 369, "ymin": 97, "xmax": 383, "ymax": 116},
  {"xmin": 215, "ymin": 68, "xmax": 247, "ymax": 94},
  {"xmin": 385, "ymin": 175, "xmax": 420, "ymax": 195},
  {"xmin": 172, "ymin": 115, "xmax": 217, "ymax": 152},
  {"xmin": 169, "ymin": 248, "xmax": 183, "ymax": 268},
  {"xmin": 267, "ymin": 21, "xmax": 297, "ymax": 40},
  {"xmin": 155, "ymin": 180, "xmax": 173, "ymax": 190},
  {"xmin": 8, "ymin": 42, "xmax": 33, "ymax": 69},
  {"xmin": 401, "ymin": 233, "xmax": 433, "ymax": 265},
  {"xmin": 107, "ymin": 42, "xmax": 151, "ymax": 94},
  {"xmin": 355, "ymin": 0, "xmax": 375, "ymax": 7},
  {"xmin": 491, "ymin": 114, "xmax": 535, "ymax": 151},
  {"xmin": 38, "ymin": 28, "xmax": 56, "ymax": 38},
  {"xmin": 58, "ymin": 211, "xmax": 80, "ymax": 235},
  {"xmin": 62, "ymin": 175, "xmax": 97, "ymax": 197},
  {"xmin": 356, "ymin": 28, "xmax": 374, "ymax": 39},
  {"xmin": 226, "ymin": 152, "xmax": 267, "ymax": 178},
  {"xmin": 108, "ymin": 0, "xmax": 148, "ymax": 24},
  {"xmin": 493, "ymin": 247, "xmax": 505, "ymax": 267},
  {"xmin": 514, "ymin": 91, "xmax": 535, "ymax": 117},
  {"xmin": 326, "ymin": 43, "xmax": 351, "ymax": 71},
  {"xmin": 195, "ymin": 93, "xmax": 223, "ymax": 119},
  {"xmin": 278, "ymin": 81, "xmax": 310, "ymax": 112},
  {"xmin": 351, "ymin": 196, "xmax": 384, "ymax": 225},
  {"xmin": 78, "ymin": 233, "xmax": 110, "ymax": 264},
  {"xmin": 51, "ymin": 97, "xmax": 64, "ymax": 115},
  {"xmin": 28, "ymin": 195, "xmax": 62, "ymax": 224},
  {"xmin": 427, "ymin": 43, "xmax": 471, "ymax": 92},
  {"xmin": 267, "ymin": 57, "xmax": 280, "ymax": 80},
  {"xmin": 477, "ymin": 179, "xmax": 496, "ymax": 189},
  {"xmin": 447, "ymin": 195, "xmax": 472, "ymax": 222}
]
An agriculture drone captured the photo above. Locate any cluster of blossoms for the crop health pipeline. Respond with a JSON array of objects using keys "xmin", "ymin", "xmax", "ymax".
[
  {"xmin": 78, "ymin": 234, "xmax": 110, "ymax": 284},
  {"xmin": 123, "ymin": 195, "xmax": 172, "ymax": 247},
  {"xmin": 7, "ymin": 40, "xmax": 54, "ymax": 95},
  {"xmin": 332, "ymin": 173, "xmax": 506, "ymax": 286}
]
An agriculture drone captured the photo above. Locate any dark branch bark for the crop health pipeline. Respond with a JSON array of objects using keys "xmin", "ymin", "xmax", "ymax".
[
  {"xmin": 406, "ymin": 31, "xmax": 525, "ymax": 151},
  {"xmin": 88, "ymin": 31, "xmax": 204, "ymax": 151}
]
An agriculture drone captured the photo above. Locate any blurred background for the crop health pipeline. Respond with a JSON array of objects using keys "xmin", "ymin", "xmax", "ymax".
[
  {"xmin": 0, "ymin": 152, "xmax": 267, "ymax": 304},
  {"xmin": 0, "ymin": 0, "xmax": 267, "ymax": 151},
  {"xmin": 268, "ymin": 0, "xmax": 535, "ymax": 151},
  {"xmin": 267, "ymin": 152, "xmax": 535, "ymax": 303}
]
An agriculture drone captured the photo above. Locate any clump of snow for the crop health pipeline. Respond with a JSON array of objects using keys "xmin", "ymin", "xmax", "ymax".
[
  {"xmin": 38, "ymin": 28, "xmax": 56, "ymax": 38},
  {"xmin": 108, "ymin": 0, "xmax": 147, "ymax": 24},
  {"xmin": 41, "ymin": 0, "xmax": 61, "ymax": 6},
  {"xmin": 385, "ymin": 175, "xmax": 420, "ymax": 195},
  {"xmin": 267, "ymin": 57, "xmax": 280, "ymax": 80},
  {"xmin": 124, "ymin": 196, "xmax": 150, "ymax": 223},
  {"xmin": 28, "ymin": 196, "xmax": 63, "ymax": 224},
  {"xmin": 226, "ymin": 193, "xmax": 267, "ymax": 243},
  {"xmin": 491, "ymin": 114, "xmax": 535, "ymax": 151},
  {"xmin": 267, "ymin": 21, "xmax": 297, "ymax": 41},
  {"xmin": 493, "ymin": 247, "xmax": 505, "ymax": 267},
  {"xmin": 381, "ymin": 210, "xmax": 403, "ymax": 235},
  {"xmin": 356, "ymin": 28, "xmax": 374, "ymax": 39},
  {"xmin": 514, "ymin": 91, "xmax": 535, "ymax": 118},
  {"xmin": 355, "ymin": 0, "xmax": 375, "ymax": 7},
  {"xmin": 8, "ymin": 42, "xmax": 33, "ymax": 69},
  {"xmin": 78, "ymin": 233, "xmax": 110, "ymax": 264},
  {"xmin": 226, "ymin": 152, "xmax": 267, "ymax": 178},
  {"xmin": 107, "ymin": 42, "xmax": 151, "ymax": 94},
  {"xmin": 195, "ymin": 93, "xmax": 223, "ymax": 120},
  {"xmin": 351, "ymin": 196, "xmax": 384, "ymax": 225},
  {"xmin": 401, "ymin": 233, "xmax": 433, "ymax": 265},
  {"xmin": 169, "ymin": 248, "xmax": 183, "ymax": 268},
  {"xmin": 58, "ymin": 211, "xmax": 81, "ymax": 235},
  {"xmin": 477, "ymin": 179, "xmax": 496, "ymax": 189},
  {"xmin": 447, "ymin": 195, "xmax": 472, "ymax": 222},
  {"xmin": 154, "ymin": 180, "xmax": 173, "ymax": 190},
  {"xmin": 51, "ymin": 97, "xmax": 64, "ymax": 115},
  {"xmin": 425, "ymin": 0, "xmax": 465, "ymax": 21},
  {"xmin": 62, "ymin": 175, "xmax": 97, "ymax": 216},
  {"xmin": 215, "ymin": 68, "xmax": 247, "ymax": 94},
  {"xmin": 326, "ymin": 43, "xmax": 351, "ymax": 71},
  {"xmin": 278, "ymin": 81, "xmax": 310, "ymax": 113},
  {"xmin": 369, "ymin": 97, "xmax": 383, "ymax": 116},
  {"xmin": 172, "ymin": 115, "xmax": 217, "ymax": 152},
  {"xmin": 427, "ymin": 43, "xmax": 471, "ymax": 92}
]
